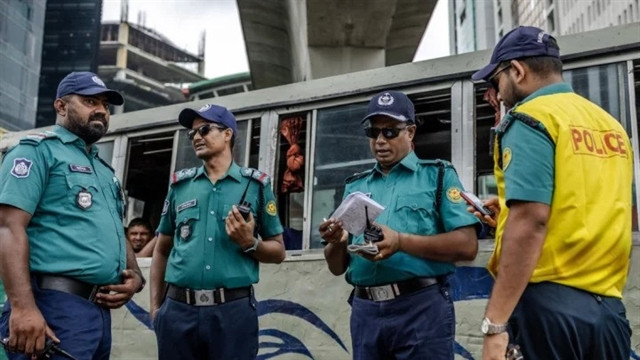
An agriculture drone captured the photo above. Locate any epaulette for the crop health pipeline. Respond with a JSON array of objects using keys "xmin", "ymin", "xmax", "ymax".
[
  {"xmin": 19, "ymin": 131, "xmax": 58, "ymax": 146},
  {"xmin": 170, "ymin": 167, "xmax": 198, "ymax": 184},
  {"xmin": 241, "ymin": 167, "xmax": 270, "ymax": 186},
  {"xmin": 417, "ymin": 159, "xmax": 454, "ymax": 169},
  {"xmin": 494, "ymin": 114, "xmax": 514, "ymax": 135},
  {"xmin": 345, "ymin": 169, "xmax": 372, "ymax": 184}
]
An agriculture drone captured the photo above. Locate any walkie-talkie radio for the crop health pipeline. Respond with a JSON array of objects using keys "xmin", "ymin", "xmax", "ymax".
[
  {"xmin": 363, "ymin": 205, "xmax": 383, "ymax": 243},
  {"xmin": 1, "ymin": 338, "xmax": 78, "ymax": 360},
  {"xmin": 237, "ymin": 175, "xmax": 253, "ymax": 221}
]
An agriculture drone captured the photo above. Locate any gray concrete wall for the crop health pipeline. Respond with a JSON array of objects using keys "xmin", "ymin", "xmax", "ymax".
[{"xmin": 108, "ymin": 246, "xmax": 640, "ymax": 359}]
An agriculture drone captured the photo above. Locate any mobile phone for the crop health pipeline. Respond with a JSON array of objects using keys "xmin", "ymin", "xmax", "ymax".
[{"xmin": 460, "ymin": 191, "xmax": 494, "ymax": 217}]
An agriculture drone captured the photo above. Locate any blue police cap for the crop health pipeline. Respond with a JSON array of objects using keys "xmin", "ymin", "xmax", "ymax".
[
  {"xmin": 361, "ymin": 90, "xmax": 415, "ymax": 124},
  {"xmin": 472, "ymin": 26, "xmax": 560, "ymax": 81},
  {"xmin": 178, "ymin": 104, "xmax": 237, "ymax": 136},
  {"xmin": 56, "ymin": 72, "xmax": 124, "ymax": 105}
]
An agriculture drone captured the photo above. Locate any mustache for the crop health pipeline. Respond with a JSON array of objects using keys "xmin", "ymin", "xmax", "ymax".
[{"xmin": 89, "ymin": 114, "xmax": 107, "ymax": 125}]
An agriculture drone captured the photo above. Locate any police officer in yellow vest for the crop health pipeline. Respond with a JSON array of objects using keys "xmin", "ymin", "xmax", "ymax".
[
  {"xmin": 0, "ymin": 72, "xmax": 145, "ymax": 359},
  {"xmin": 471, "ymin": 26, "xmax": 632, "ymax": 360},
  {"xmin": 149, "ymin": 104, "xmax": 286, "ymax": 360}
]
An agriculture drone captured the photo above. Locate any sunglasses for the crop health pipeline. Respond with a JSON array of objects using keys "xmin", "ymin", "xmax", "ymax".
[
  {"xmin": 488, "ymin": 64, "xmax": 512, "ymax": 90},
  {"xmin": 364, "ymin": 126, "xmax": 407, "ymax": 139},
  {"xmin": 187, "ymin": 124, "xmax": 226, "ymax": 140}
]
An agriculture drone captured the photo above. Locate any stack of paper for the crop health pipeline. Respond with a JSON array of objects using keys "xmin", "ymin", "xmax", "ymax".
[{"xmin": 332, "ymin": 192, "xmax": 385, "ymax": 236}]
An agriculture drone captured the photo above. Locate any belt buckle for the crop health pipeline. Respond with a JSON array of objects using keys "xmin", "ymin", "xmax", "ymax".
[
  {"xmin": 193, "ymin": 290, "xmax": 216, "ymax": 306},
  {"xmin": 368, "ymin": 284, "xmax": 396, "ymax": 301}
]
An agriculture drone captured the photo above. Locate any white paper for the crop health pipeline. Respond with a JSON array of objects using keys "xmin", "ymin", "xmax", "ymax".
[{"xmin": 332, "ymin": 192, "xmax": 385, "ymax": 236}]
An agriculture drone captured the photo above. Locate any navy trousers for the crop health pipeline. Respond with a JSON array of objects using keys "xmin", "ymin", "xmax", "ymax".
[
  {"xmin": 153, "ymin": 293, "xmax": 259, "ymax": 360},
  {"xmin": 0, "ymin": 278, "xmax": 111, "ymax": 360},
  {"xmin": 510, "ymin": 282, "xmax": 631, "ymax": 360},
  {"xmin": 350, "ymin": 281, "xmax": 455, "ymax": 360}
]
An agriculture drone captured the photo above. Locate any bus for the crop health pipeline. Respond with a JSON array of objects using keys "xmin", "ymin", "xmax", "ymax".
[{"xmin": 1, "ymin": 23, "xmax": 639, "ymax": 360}]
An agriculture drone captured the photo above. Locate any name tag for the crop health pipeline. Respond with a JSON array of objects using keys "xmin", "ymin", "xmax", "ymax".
[
  {"xmin": 177, "ymin": 199, "xmax": 197, "ymax": 212},
  {"xmin": 69, "ymin": 164, "xmax": 93, "ymax": 174}
]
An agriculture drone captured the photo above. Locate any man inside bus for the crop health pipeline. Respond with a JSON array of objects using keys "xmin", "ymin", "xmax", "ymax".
[
  {"xmin": 0, "ymin": 71, "xmax": 145, "ymax": 359},
  {"xmin": 149, "ymin": 103, "xmax": 286, "ymax": 360},
  {"xmin": 471, "ymin": 26, "xmax": 632, "ymax": 359},
  {"xmin": 126, "ymin": 217, "xmax": 157, "ymax": 257},
  {"xmin": 320, "ymin": 90, "xmax": 479, "ymax": 360}
]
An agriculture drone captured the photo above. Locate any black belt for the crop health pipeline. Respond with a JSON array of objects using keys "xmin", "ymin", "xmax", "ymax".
[
  {"xmin": 34, "ymin": 274, "xmax": 106, "ymax": 302},
  {"xmin": 166, "ymin": 284, "xmax": 251, "ymax": 306},
  {"xmin": 354, "ymin": 277, "xmax": 440, "ymax": 302}
]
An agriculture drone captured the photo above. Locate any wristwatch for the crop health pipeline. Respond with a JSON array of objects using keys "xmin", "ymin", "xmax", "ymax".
[
  {"xmin": 243, "ymin": 237, "xmax": 260, "ymax": 254},
  {"xmin": 135, "ymin": 271, "xmax": 146, "ymax": 293},
  {"xmin": 481, "ymin": 317, "xmax": 508, "ymax": 335}
]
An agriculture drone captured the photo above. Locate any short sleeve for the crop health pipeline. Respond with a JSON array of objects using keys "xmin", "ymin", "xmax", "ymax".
[
  {"xmin": 438, "ymin": 166, "xmax": 481, "ymax": 233},
  {"xmin": 157, "ymin": 187, "xmax": 176, "ymax": 235},
  {"xmin": 257, "ymin": 180, "xmax": 284, "ymax": 238},
  {"xmin": 501, "ymin": 120, "xmax": 555, "ymax": 205},
  {"xmin": 0, "ymin": 145, "xmax": 47, "ymax": 214}
]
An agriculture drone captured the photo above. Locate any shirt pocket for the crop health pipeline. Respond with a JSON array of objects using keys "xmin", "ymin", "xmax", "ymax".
[
  {"xmin": 395, "ymin": 195, "xmax": 437, "ymax": 234},
  {"xmin": 175, "ymin": 207, "xmax": 200, "ymax": 243},
  {"xmin": 64, "ymin": 172, "xmax": 101, "ymax": 212}
]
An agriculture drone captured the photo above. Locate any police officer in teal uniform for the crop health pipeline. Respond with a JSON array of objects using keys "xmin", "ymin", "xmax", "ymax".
[
  {"xmin": 0, "ymin": 72, "xmax": 145, "ymax": 359},
  {"xmin": 321, "ymin": 90, "xmax": 480, "ymax": 360},
  {"xmin": 150, "ymin": 104, "xmax": 286, "ymax": 360}
]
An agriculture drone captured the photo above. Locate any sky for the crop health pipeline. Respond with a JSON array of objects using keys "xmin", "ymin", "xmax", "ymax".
[{"xmin": 102, "ymin": 0, "xmax": 450, "ymax": 79}]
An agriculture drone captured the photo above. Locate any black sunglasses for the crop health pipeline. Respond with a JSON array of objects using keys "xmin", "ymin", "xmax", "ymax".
[
  {"xmin": 187, "ymin": 124, "xmax": 226, "ymax": 140},
  {"xmin": 488, "ymin": 64, "xmax": 512, "ymax": 90},
  {"xmin": 364, "ymin": 126, "xmax": 407, "ymax": 139}
]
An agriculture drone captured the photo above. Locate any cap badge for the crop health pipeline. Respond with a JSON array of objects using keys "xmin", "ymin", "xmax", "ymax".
[
  {"xmin": 198, "ymin": 104, "xmax": 212, "ymax": 112},
  {"xmin": 537, "ymin": 31, "xmax": 546, "ymax": 43},
  {"xmin": 91, "ymin": 76, "xmax": 105, "ymax": 87},
  {"xmin": 377, "ymin": 92, "xmax": 395, "ymax": 107}
]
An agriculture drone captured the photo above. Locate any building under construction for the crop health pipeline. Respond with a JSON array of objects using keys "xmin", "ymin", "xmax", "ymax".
[{"xmin": 98, "ymin": 20, "xmax": 206, "ymax": 113}]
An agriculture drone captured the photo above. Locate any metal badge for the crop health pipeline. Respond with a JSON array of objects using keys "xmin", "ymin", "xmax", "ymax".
[
  {"xmin": 76, "ymin": 190, "xmax": 93, "ymax": 210},
  {"xmin": 180, "ymin": 223, "xmax": 191, "ymax": 241}
]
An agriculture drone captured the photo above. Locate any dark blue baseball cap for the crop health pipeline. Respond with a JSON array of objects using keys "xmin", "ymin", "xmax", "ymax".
[
  {"xmin": 178, "ymin": 103, "xmax": 237, "ymax": 136},
  {"xmin": 361, "ymin": 90, "xmax": 415, "ymax": 124},
  {"xmin": 56, "ymin": 72, "xmax": 124, "ymax": 105},
  {"xmin": 472, "ymin": 26, "xmax": 560, "ymax": 81}
]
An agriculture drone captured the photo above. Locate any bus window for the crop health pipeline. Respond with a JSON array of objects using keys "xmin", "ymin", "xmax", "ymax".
[
  {"xmin": 412, "ymin": 90, "xmax": 452, "ymax": 161},
  {"xmin": 124, "ymin": 133, "xmax": 174, "ymax": 228},
  {"xmin": 475, "ymin": 84, "xmax": 498, "ymax": 198},
  {"xmin": 311, "ymin": 103, "xmax": 371, "ymax": 249},
  {"xmin": 275, "ymin": 114, "xmax": 307, "ymax": 250}
]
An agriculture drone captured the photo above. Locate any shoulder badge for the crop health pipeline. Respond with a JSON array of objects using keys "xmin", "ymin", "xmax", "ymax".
[
  {"xmin": 495, "ymin": 114, "xmax": 514, "ymax": 135},
  {"xmin": 502, "ymin": 147, "xmax": 512, "ymax": 171},
  {"xmin": 446, "ymin": 187, "xmax": 463, "ymax": 203},
  {"xmin": 241, "ymin": 167, "xmax": 270, "ymax": 186},
  {"xmin": 345, "ymin": 169, "xmax": 372, "ymax": 184},
  {"xmin": 171, "ymin": 167, "xmax": 198, "ymax": 184},
  {"xmin": 418, "ymin": 159, "xmax": 454, "ymax": 169},
  {"xmin": 19, "ymin": 131, "xmax": 58, "ymax": 146},
  {"xmin": 10, "ymin": 158, "xmax": 33, "ymax": 178}
]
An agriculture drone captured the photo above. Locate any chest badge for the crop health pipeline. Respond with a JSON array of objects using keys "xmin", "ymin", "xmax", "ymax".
[
  {"xmin": 180, "ymin": 223, "xmax": 192, "ymax": 241},
  {"xmin": 76, "ymin": 189, "xmax": 93, "ymax": 210}
]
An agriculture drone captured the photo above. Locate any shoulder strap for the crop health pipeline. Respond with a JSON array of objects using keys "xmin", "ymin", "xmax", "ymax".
[
  {"xmin": 170, "ymin": 167, "xmax": 198, "ymax": 184},
  {"xmin": 345, "ymin": 169, "xmax": 372, "ymax": 184},
  {"xmin": 19, "ymin": 131, "xmax": 59, "ymax": 146}
]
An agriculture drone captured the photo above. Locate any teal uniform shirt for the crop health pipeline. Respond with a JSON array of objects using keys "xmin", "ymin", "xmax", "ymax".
[
  {"xmin": 344, "ymin": 151, "xmax": 479, "ymax": 286},
  {"xmin": 499, "ymin": 84, "xmax": 566, "ymax": 205},
  {"xmin": 0, "ymin": 125, "xmax": 127, "ymax": 285},
  {"xmin": 157, "ymin": 162, "xmax": 284, "ymax": 290}
]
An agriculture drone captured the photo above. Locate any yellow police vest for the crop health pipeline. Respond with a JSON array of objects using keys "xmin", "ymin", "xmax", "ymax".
[{"xmin": 489, "ymin": 91, "xmax": 632, "ymax": 298}]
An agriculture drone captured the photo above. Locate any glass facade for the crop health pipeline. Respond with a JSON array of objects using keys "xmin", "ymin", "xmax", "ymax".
[
  {"xmin": 0, "ymin": 0, "xmax": 45, "ymax": 131},
  {"xmin": 35, "ymin": 0, "xmax": 102, "ymax": 128}
]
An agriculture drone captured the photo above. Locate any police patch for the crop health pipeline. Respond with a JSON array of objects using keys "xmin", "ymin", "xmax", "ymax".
[
  {"xmin": 266, "ymin": 200, "xmax": 277, "ymax": 216},
  {"xmin": 76, "ymin": 190, "xmax": 93, "ymax": 209},
  {"xmin": 10, "ymin": 158, "xmax": 33, "ymax": 178},
  {"xmin": 180, "ymin": 223, "xmax": 191, "ymax": 241},
  {"xmin": 503, "ymin": 147, "xmax": 512, "ymax": 171},
  {"xmin": 446, "ymin": 187, "xmax": 463, "ymax": 203},
  {"xmin": 161, "ymin": 200, "xmax": 169, "ymax": 215}
]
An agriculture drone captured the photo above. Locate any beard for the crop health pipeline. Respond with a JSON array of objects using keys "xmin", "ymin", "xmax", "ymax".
[{"xmin": 66, "ymin": 107, "xmax": 108, "ymax": 145}]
